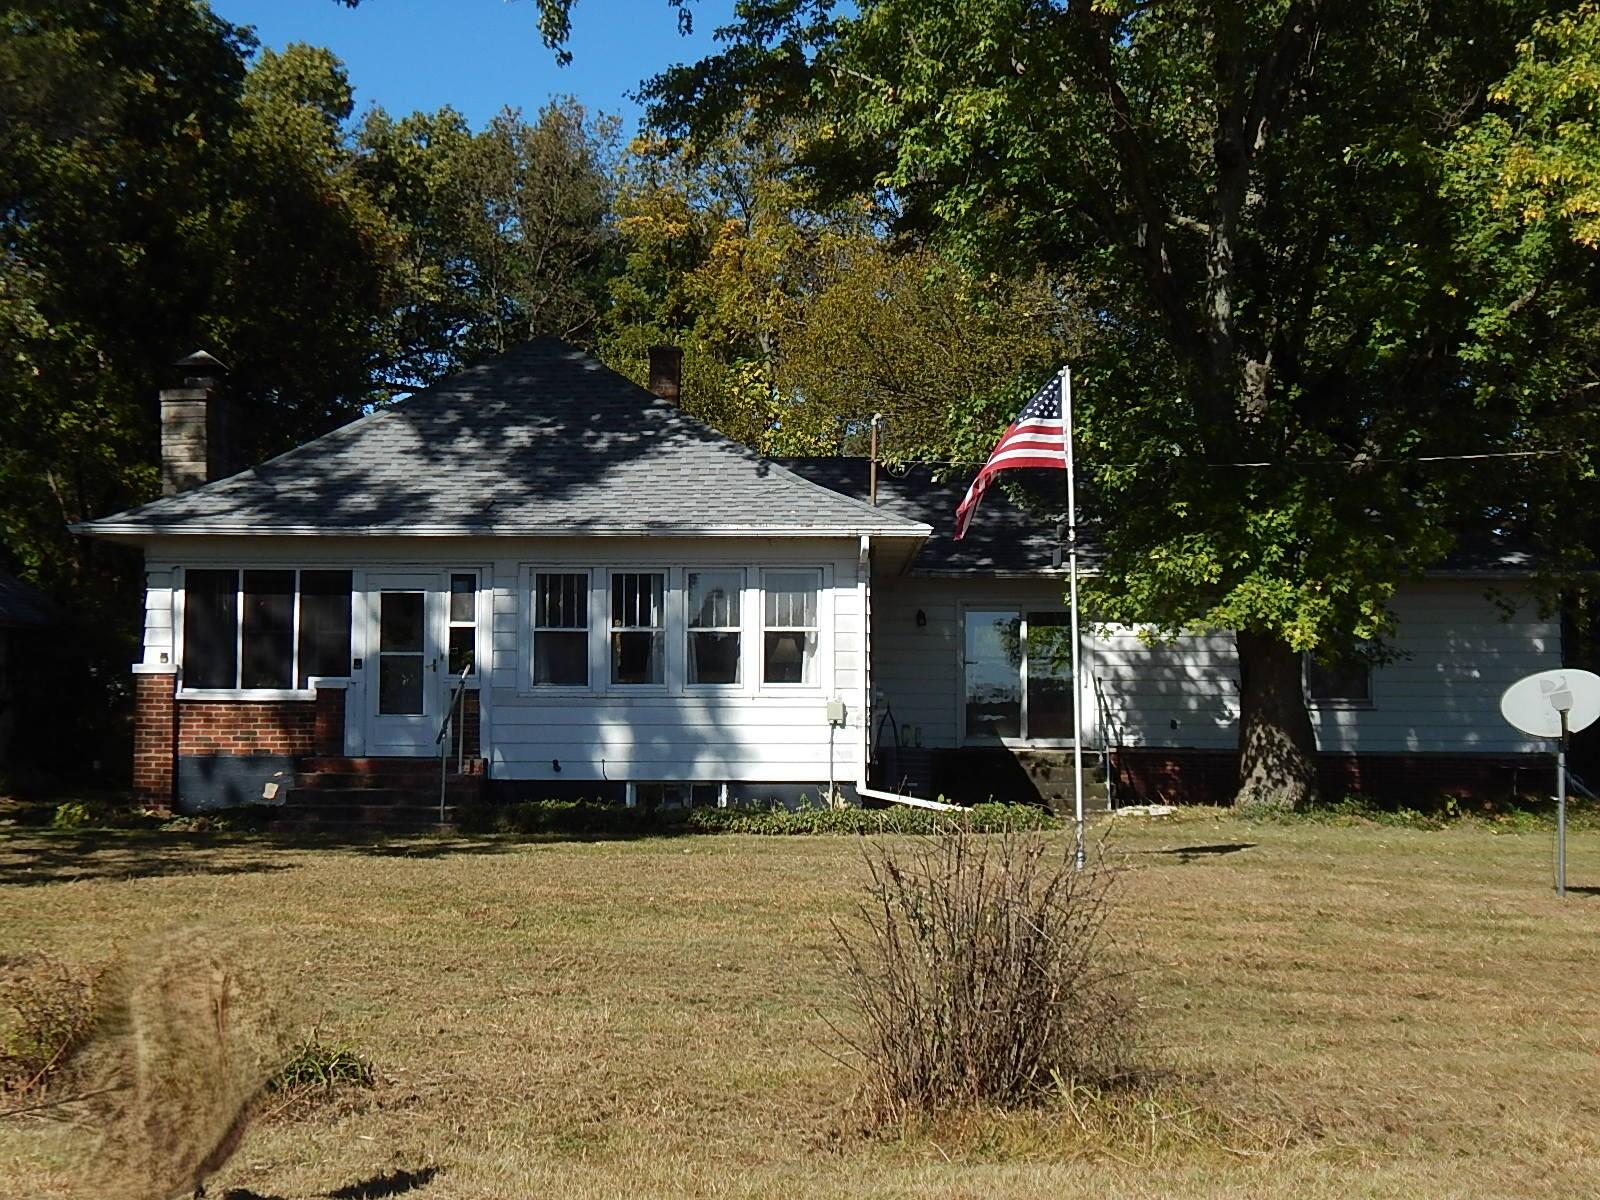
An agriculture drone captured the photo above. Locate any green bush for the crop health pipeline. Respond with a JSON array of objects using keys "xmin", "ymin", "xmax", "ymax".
[
  {"xmin": 50, "ymin": 801, "xmax": 98, "ymax": 830},
  {"xmin": 467, "ymin": 797, "xmax": 1058, "ymax": 837}
]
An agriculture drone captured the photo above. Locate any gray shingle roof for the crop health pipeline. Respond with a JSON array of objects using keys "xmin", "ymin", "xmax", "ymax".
[
  {"xmin": 75, "ymin": 340, "xmax": 930, "ymax": 540},
  {"xmin": 777, "ymin": 457, "xmax": 1543, "ymax": 577},
  {"xmin": 776, "ymin": 458, "xmax": 1088, "ymax": 574}
]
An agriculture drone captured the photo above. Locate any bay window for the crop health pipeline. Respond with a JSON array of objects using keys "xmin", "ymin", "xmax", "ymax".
[
  {"xmin": 687, "ymin": 570, "xmax": 742, "ymax": 685},
  {"xmin": 181, "ymin": 569, "xmax": 352, "ymax": 692}
]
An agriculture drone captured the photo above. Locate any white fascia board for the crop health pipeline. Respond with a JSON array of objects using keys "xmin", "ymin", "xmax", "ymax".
[{"xmin": 73, "ymin": 522, "xmax": 933, "ymax": 540}]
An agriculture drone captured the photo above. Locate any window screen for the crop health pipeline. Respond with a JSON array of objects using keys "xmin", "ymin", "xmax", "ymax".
[
  {"xmin": 534, "ymin": 572, "xmax": 589, "ymax": 686},
  {"xmin": 297, "ymin": 570, "xmax": 352, "ymax": 686},
  {"xmin": 687, "ymin": 570, "xmax": 741, "ymax": 685},
  {"xmin": 183, "ymin": 569, "xmax": 238, "ymax": 689},
  {"xmin": 611, "ymin": 572, "xmax": 665, "ymax": 685}
]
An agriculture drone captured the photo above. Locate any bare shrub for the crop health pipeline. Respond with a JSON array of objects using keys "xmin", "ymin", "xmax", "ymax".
[
  {"xmin": 65, "ymin": 934, "xmax": 290, "ymax": 1200},
  {"xmin": 832, "ymin": 829, "xmax": 1133, "ymax": 1126},
  {"xmin": 0, "ymin": 953, "xmax": 107, "ymax": 1096}
]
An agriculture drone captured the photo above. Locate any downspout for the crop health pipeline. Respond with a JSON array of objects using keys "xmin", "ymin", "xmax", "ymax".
[{"xmin": 853, "ymin": 532, "xmax": 962, "ymax": 813}]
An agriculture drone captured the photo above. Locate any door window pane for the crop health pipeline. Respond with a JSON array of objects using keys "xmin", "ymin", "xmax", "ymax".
[
  {"xmin": 448, "ymin": 626, "xmax": 475, "ymax": 676},
  {"xmin": 610, "ymin": 572, "xmax": 664, "ymax": 685},
  {"xmin": 965, "ymin": 610, "xmax": 1021, "ymax": 738},
  {"xmin": 240, "ymin": 570, "xmax": 295, "ymax": 689},
  {"xmin": 534, "ymin": 572, "xmax": 589, "ymax": 686},
  {"xmin": 183, "ymin": 569, "xmax": 237, "ymax": 689},
  {"xmin": 378, "ymin": 590, "xmax": 427, "ymax": 714},
  {"xmin": 378, "ymin": 654, "xmax": 424, "ymax": 714},
  {"xmin": 1025, "ymin": 612, "xmax": 1075, "ymax": 739},
  {"xmin": 297, "ymin": 570, "xmax": 352, "ymax": 686},
  {"xmin": 763, "ymin": 570, "xmax": 819, "ymax": 684},
  {"xmin": 688, "ymin": 570, "xmax": 741, "ymax": 685},
  {"xmin": 380, "ymin": 591, "xmax": 424, "ymax": 653},
  {"xmin": 449, "ymin": 573, "xmax": 475, "ymax": 623}
]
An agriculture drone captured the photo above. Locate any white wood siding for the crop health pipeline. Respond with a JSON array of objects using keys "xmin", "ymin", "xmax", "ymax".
[
  {"xmin": 871, "ymin": 576, "xmax": 1560, "ymax": 755},
  {"xmin": 143, "ymin": 535, "xmax": 867, "ymax": 785}
]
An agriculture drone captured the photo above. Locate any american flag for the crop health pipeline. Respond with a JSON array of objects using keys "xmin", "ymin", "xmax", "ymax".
[{"xmin": 954, "ymin": 372, "xmax": 1068, "ymax": 540}]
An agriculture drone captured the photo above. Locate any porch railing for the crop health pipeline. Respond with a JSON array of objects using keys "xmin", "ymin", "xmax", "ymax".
[
  {"xmin": 1092, "ymin": 672, "xmax": 1123, "ymax": 810},
  {"xmin": 436, "ymin": 665, "xmax": 471, "ymax": 822}
]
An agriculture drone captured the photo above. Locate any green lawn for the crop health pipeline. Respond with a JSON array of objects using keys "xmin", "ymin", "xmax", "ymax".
[{"xmin": 2, "ymin": 811, "xmax": 1597, "ymax": 1198}]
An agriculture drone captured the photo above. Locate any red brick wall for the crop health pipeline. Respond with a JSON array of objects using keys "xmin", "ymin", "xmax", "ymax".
[
  {"xmin": 133, "ymin": 676, "xmax": 348, "ymax": 809},
  {"xmin": 1112, "ymin": 748, "xmax": 1546, "ymax": 806},
  {"xmin": 175, "ymin": 687, "xmax": 346, "ymax": 757},
  {"xmin": 132, "ymin": 672, "xmax": 177, "ymax": 809}
]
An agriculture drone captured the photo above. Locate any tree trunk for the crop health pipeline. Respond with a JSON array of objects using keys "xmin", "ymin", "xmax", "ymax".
[{"xmin": 1234, "ymin": 629, "xmax": 1320, "ymax": 811}]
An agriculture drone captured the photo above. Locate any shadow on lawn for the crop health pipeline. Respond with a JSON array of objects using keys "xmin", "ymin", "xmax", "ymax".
[
  {"xmin": 0, "ymin": 833, "xmax": 298, "ymax": 887},
  {"xmin": 1143, "ymin": 842, "xmax": 1258, "ymax": 863},
  {"xmin": 219, "ymin": 1166, "xmax": 440, "ymax": 1200}
]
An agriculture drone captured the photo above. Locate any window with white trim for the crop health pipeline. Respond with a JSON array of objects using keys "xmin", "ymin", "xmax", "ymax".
[
  {"xmin": 687, "ymin": 569, "xmax": 742, "ymax": 685},
  {"xmin": 762, "ymin": 570, "xmax": 819, "ymax": 684},
  {"xmin": 533, "ymin": 571, "xmax": 589, "ymax": 686},
  {"xmin": 1306, "ymin": 651, "xmax": 1373, "ymax": 706},
  {"xmin": 182, "ymin": 568, "xmax": 352, "ymax": 691},
  {"xmin": 611, "ymin": 571, "xmax": 665, "ymax": 685},
  {"xmin": 447, "ymin": 572, "xmax": 477, "ymax": 676}
]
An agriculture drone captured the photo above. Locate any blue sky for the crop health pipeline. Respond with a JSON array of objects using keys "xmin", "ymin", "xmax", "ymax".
[{"xmin": 210, "ymin": 0, "xmax": 737, "ymax": 134}]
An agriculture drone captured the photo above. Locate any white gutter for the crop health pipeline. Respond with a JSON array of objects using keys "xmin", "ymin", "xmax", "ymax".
[
  {"xmin": 71, "ymin": 521, "xmax": 934, "ymax": 540},
  {"xmin": 854, "ymin": 532, "xmax": 962, "ymax": 813}
]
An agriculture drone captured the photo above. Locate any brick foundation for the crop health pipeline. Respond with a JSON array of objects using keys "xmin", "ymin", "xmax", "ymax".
[
  {"xmin": 132, "ymin": 672, "xmax": 178, "ymax": 810},
  {"xmin": 131, "ymin": 676, "xmax": 348, "ymax": 810},
  {"xmin": 1112, "ymin": 748, "xmax": 1548, "ymax": 807}
]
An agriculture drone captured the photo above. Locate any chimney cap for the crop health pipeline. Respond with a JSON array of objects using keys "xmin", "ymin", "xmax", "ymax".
[{"xmin": 173, "ymin": 349, "xmax": 228, "ymax": 375}]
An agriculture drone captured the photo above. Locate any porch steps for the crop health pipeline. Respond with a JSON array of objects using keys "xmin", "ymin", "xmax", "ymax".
[
  {"xmin": 1013, "ymin": 750, "xmax": 1114, "ymax": 814},
  {"xmin": 273, "ymin": 756, "xmax": 485, "ymax": 835}
]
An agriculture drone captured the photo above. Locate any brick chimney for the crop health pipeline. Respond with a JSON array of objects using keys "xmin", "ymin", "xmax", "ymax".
[
  {"xmin": 160, "ymin": 350, "xmax": 230, "ymax": 495},
  {"xmin": 647, "ymin": 345, "xmax": 682, "ymax": 405}
]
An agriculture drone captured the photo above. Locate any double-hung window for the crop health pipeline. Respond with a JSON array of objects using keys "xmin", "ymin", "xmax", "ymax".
[
  {"xmin": 762, "ymin": 570, "xmax": 819, "ymax": 685},
  {"xmin": 447, "ymin": 572, "xmax": 478, "ymax": 676},
  {"xmin": 533, "ymin": 571, "xmax": 589, "ymax": 686},
  {"xmin": 182, "ymin": 568, "xmax": 352, "ymax": 692},
  {"xmin": 611, "ymin": 571, "xmax": 665, "ymax": 685},
  {"xmin": 687, "ymin": 570, "xmax": 742, "ymax": 685}
]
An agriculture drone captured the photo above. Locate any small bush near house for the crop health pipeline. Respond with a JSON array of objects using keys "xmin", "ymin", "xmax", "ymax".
[
  {"xmin": 833, "ymin": 829, "xmax": 1133, "ymax": 1127},
  {"xmin": 687, "ymin": 801, "xmax": 1060, "ymax": 835},
  {"xmin": 0, "ymin": 953, "xmax": 107, "ymax": 1095},
  {"xmin": 460, "ymin": 797, "xmax": 1059, "ymax": 837}
]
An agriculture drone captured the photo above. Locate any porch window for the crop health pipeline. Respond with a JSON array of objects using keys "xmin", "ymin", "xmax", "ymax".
[
  {"xmin": 963, "ymin": 609, "xmax": 1075, "ymax": 742},
  {"xmin": 687, "ymin": 570, "xmax": 742, "ymax": 685},
  {"xmin": 534, "ymin": 572, "xmax": 589, "ymax": 686},
  {"xmin": 763, "ymin": 570, "xmax": 819, "ymax": 684},
  {"xmin": 181, "ymin": 568, "xmax": 352, "ymax": 692},
  {"xmin": 611, "ymin": 571, "xmax": 665, "ymax": 685}
]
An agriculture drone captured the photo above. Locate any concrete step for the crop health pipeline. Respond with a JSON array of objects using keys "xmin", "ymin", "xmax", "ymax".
[
  {"xmin": 296, "ymin": 755, "xmax": 485, "ymax": 777},
  {"xmin": 292, "ymin": 773, "xmax": 481, "ymax": 792},
  {"xmin": 283, "ymin": 786, "xmax": 478, "ymax": 808}
]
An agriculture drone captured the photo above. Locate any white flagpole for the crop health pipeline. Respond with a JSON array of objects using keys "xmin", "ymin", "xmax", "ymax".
[{"xmin": 1063, "ymin": 366, "xmax": 1085, "ymax": 871}]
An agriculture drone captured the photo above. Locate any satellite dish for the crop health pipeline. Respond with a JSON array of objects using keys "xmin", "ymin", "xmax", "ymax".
[{"xmin": 1500, "ymin": 669, "xmax": 1600, "ymax": 739}]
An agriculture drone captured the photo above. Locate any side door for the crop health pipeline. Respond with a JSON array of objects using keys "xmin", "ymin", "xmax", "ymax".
[{"xmin": 364, "ymin": 573, "xmax": 446, "ymax": 756}]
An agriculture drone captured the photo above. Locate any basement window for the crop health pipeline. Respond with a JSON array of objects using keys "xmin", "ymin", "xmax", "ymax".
[{"xmin": 181, "ymin": 568, "xmax": 352, "ymax": 692}]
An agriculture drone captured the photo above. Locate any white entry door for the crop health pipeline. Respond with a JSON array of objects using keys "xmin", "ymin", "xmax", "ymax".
[{"xmin": 365, "ymin": 573, "xmax": 446, "ymax": 755}]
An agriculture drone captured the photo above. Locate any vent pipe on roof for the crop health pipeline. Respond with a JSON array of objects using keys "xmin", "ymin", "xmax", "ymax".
[
  {"xmin": 647, "ymin": 345, "xmax": 682, "ymax": 405},
  {"xmin": 160, "ymin": 350, "xmax": 231, "ymax": 495}
]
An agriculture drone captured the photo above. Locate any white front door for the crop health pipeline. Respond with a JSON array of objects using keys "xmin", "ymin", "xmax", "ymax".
[{"xmin": 365, "ymin": 573, "xmax": 446, "ymax": 755}]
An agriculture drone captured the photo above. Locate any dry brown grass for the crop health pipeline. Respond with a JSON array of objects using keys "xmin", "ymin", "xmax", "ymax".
[{"xmin": 0, "ymin": 810, "xmax": 1597, "ymax": 1198}]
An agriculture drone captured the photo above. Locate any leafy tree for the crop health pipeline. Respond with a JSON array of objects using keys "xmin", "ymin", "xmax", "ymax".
[{"xmin": 541, "ymin": 0, "xmax": 1598, "ymax": 809}]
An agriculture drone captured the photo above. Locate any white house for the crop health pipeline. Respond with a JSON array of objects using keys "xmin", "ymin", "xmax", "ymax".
[{"xmin": 76, "ymin": 340, "xmax": 1560, "ymax": 816}]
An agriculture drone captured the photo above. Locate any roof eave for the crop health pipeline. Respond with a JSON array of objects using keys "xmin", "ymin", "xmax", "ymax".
[{"xmin": 71, "ymin": 521, "xmax": 933, "ymax": 540}]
